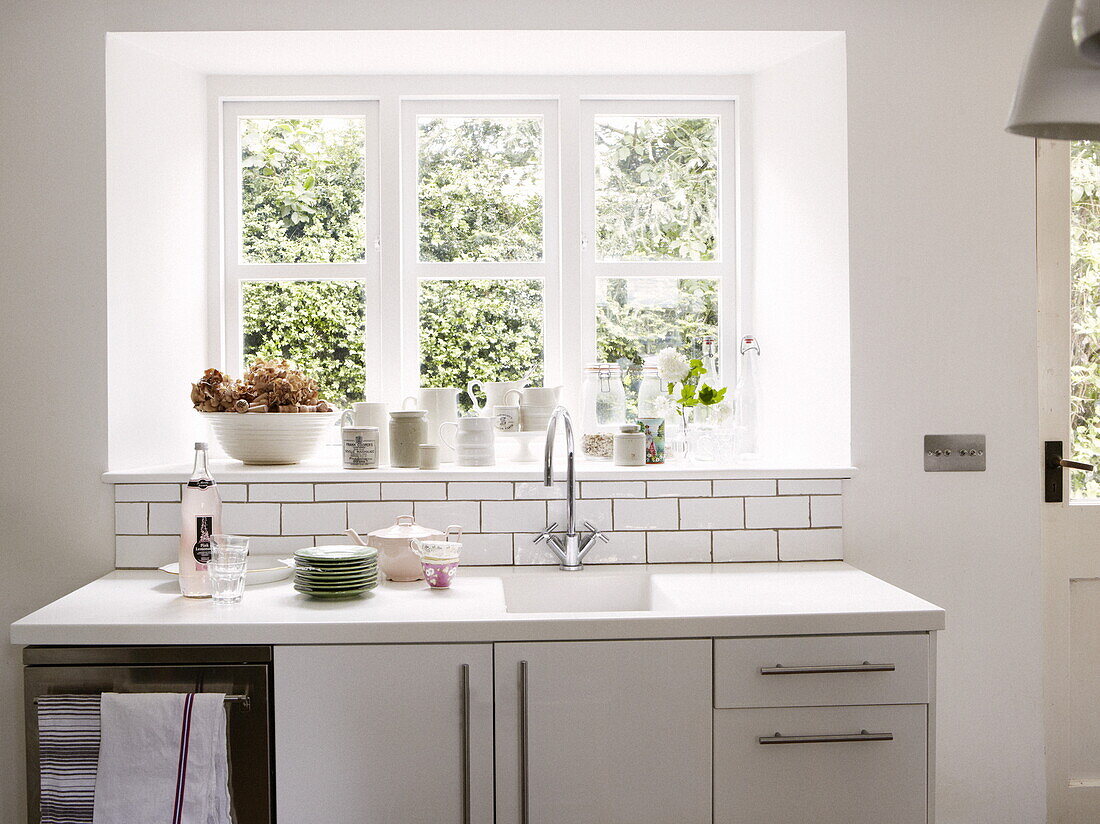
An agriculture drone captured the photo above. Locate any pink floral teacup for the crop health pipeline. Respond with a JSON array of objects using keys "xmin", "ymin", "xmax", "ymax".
[
  {"xmin": 420, "ymin": 557, "xmax": 460, "ymax": 589},
  {"xmin": 411, "ymin": 531, "xmax": 461, "ymax": 589}
]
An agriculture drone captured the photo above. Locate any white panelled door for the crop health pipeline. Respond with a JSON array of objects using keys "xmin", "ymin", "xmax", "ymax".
[{"xmin": 1039, "ymin": 138, "xmax": 1100, "ymax": 823}]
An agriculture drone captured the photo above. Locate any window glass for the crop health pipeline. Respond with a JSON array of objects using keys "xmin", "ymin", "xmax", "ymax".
[
  {"xmin": 419, "ymin": 279, "xmax": 544, "ymax": 410},
  {"xmin": 594, "ymin": 116, "xmax": 719, "ymax": 262},
  {"xmin": 242, "ymin": 280, "xmax": 366, "ymax": 407},
  {"xmin": 1072, "ymin": 140, "xmax": 1100, "ymax": 498},
  {"xmin": 240, "ymin": 117, "xmax": 366, "ymax": 263},
  {"xmin": 596, "ymin": 277, "xmax": 719, "ymax": 415},
  {"xmin": 417, "ymin": 116, "xmax": 544, "ymax": 262}
]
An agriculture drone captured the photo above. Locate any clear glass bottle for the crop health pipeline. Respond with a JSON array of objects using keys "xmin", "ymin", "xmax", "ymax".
[
  {"xmin": 179, "ymin": 442, "xmax": 222, "ymax": 598},
  {"xmin": 581, "ymin": 363, "xmax": 626, "ymax": 460},
  {"xmin": 734, "ymin": 336, "xmax": 760, "ymax": 459},
  {"xmin": 701, "ymin": 334, "xmax": 720, "ymax": 386},
  {"xmin": 636, "ymin": 361, "xmax": 663, "ymax": 419}
]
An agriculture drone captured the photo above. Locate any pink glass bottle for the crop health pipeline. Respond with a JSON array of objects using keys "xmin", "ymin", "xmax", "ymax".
[{"xmin": 179, "ymin": 442, "xmax": 222, "ymax": 597}]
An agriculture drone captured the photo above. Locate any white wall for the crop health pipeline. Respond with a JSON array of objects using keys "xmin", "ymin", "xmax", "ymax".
[
  {"xmin": 753, "ymin": 34, "xmax": 850, "ymax": 465},
  {"xmin": 106, "ymin": 37, "xmax": 208, "ymax": 468},
  {"xmin": 0, "ymin": 2, "xmax": 1046, "ymax": 822}
]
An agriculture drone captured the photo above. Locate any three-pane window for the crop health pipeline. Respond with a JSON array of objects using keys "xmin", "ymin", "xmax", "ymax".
[{"xmin": 222, "ymin": 96, "xmax": 734, "ymax": 411}]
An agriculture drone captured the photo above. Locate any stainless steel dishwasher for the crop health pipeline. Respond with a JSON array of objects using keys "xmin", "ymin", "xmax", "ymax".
[{"xmin": 23, "ymin": 645, "xmax": 273, "ymax": 824}]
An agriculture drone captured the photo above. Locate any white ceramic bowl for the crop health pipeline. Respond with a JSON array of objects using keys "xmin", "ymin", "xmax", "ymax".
[{"xmin": 201, "ymin": 411, "xmax": 340, "ymax": 465}]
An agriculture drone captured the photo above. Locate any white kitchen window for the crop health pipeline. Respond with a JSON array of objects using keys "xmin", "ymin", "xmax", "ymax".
[
  {"xmin": 219, "ymin": 91, "xmax": 736, "ymax": 412},
  {"xmin": 400, "ymin": 99, "xmax": 560, "ymax": 410},
  {"xmin": 222, "ymin": 100, "xmax": 381, "ymax": 407}
]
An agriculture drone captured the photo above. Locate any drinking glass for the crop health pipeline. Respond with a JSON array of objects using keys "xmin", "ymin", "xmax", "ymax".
[{"xmin": 210, "ymin": 535, "xmax": 249, "ymax": 605}]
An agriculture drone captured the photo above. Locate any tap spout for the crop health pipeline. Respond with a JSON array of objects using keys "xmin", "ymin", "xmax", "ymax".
[{"xmin": 544, "ymin": 405, "xmax": 577, "ymax": 536}]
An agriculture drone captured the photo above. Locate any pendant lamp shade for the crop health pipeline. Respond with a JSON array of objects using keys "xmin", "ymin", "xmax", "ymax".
[
  {"xmin": 1007, "ymin": 0, "xmax": 1100, "ymax": 139},
  {"xmin": 1074, "ymin": 0, "xmax": 1100, "ymax": 63}
]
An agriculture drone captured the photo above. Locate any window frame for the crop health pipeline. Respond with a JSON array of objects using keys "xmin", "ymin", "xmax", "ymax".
[
  {"xmin": 221, "ymin": 99, "xmax": 382, "ymax": 396},
  {"xmin": 399, "ymin": 98, "xmax": 561, "ymax": 391},
  {"xmin": 578, "ymin": 99, "xmax": 737, "ymax": 386},
  {"xmin": 214, "ymin": 79, "xmax": 747, "ymax": 411}
]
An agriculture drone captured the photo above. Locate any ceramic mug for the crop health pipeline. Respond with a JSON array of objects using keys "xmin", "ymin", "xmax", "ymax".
[
  {"xmin": 492, "ymin": 404, "xmax": 520, "ymax": 432},
  {"xmin": 466, "ymin": 376, "xmax": 530, "ymax": 416},
  {"xmin": 404, "ymin": 388, "xmax": 460, "ymax": 462},
  {"xmin": 438, "ymin": 417, "xmax": 496, "ymax": 466},
  {"xmin": 519, "ymin": 404, "xmax": 557, "ymax": 432},
  {"xmin": 519, "ymin": 386, "xmax": 562, "ymax": 406}
]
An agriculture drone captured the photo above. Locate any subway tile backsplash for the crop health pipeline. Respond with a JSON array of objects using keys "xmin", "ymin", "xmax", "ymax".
[{"xmin": 111, "ymin": 477, "xmax": 846, "ymax": 568}]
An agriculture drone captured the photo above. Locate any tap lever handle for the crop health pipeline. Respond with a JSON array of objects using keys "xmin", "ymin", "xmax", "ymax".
[
  {"xmin": 533, "ymin": 523, "xmax": 559, "ymax": 544},
  {"xmin": 584, "ymin": 522, "xmax": 610, "ymax": 543}
]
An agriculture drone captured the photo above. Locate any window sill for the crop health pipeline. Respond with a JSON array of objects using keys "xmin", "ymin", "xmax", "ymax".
[{"xmin": 102, "ymin": 458, "xmax": 857, "ymax": 484}]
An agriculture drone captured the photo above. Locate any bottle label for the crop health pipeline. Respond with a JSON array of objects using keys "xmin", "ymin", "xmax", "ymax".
[
  {"xmin": 187, "ymin": 479, "xmax": 214, "ymax": 489},
  {"xmin": 193, "ymin": 516, "xmax": 213, "ymax": 564}
]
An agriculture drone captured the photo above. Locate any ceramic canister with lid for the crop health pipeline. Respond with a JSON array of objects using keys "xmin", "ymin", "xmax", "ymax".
[
  {"xmin": 389, "ymin": 410, "xmax": 428, "ymax": 468},
  {"xmin": 613, "ymin": 424, "xmax": 647, "ymax": 466},
  {"xmin": 367, "ymin": 514, "xmax": 446, "ymax": 581}
]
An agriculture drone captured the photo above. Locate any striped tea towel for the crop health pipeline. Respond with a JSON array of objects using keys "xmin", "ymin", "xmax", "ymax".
[
  {"xmin": 37, "ymin": 694, "xmax": 102, "ymax": 824},
  {"xmin": 93, "ymin": 693, "xmax": 231, "ymax": 824}
]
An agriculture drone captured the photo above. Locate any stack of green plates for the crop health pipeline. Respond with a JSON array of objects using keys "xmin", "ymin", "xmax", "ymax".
[{"xmin": 293, "ymin": 546, "xmax": 379, "ymax": 599}]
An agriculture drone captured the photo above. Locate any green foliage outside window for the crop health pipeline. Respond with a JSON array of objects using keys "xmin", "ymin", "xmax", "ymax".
[
  {"xmin": 420, "ymin": 279, "xmax": 545, "ymax": 411},
  {"xmin": 240, "ymin": 117, "xmax": 366, "ymax": 263},
  {"xmin": 597, "ymin": 278, "xmax": 719, "ymax": 416},
  {"xmin": 242, "ymin": 280, "xmax": 366, "ymax": 408},
  {"xmin": 1072, "ymin": 141, "xmax": 1100, "ymax": 497},
  {"xmin": 595, "ymin": 117, "xmax": 718, "ymax": 262},
  {"xmin": 417, "ymin": 117, "xmax": 543, "ymax": 262}
]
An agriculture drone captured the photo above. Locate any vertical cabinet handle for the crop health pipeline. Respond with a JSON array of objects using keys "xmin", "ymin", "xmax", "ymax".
[
  {"xmin": 461, "ymin": 663, "xmax": 471, "ymax": 824},
  {"xmin": 519, "ymin": 660, "xmax": 529, "ymax": 824}
]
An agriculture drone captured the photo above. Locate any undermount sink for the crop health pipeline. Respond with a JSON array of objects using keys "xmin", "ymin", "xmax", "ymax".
[{"xmin": 503, "ymin": 572, "xmax": 659, "ymax": 613}]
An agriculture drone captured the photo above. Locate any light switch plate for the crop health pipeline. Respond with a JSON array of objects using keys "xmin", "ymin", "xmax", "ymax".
[{"xmin": 924, "ymin": 434, "xmax": 986, "ymax": 472}]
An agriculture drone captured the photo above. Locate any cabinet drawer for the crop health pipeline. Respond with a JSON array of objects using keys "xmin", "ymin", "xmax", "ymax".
[
  {"xmin": 714, "ymin": 704, "xmax": 927, "ymax": 824},
  {"xmin": 714, "ymin": 634, "xmax": 928, "ymax": 708}
]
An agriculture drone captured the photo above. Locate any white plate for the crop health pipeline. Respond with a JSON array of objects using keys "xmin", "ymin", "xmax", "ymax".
[{"xmin": 158, "ymin": 557, "xmax": 294, "ymax": 585}]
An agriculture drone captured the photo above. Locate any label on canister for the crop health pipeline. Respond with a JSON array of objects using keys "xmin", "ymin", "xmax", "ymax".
[{"xmin": 342, "ymin": 426, "xmax": 379, "ymax": 469}]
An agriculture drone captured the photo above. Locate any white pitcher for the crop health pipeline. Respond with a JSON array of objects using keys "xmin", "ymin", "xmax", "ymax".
[
  {"xmin": 403, "ymin": 389, "xmax": 460, "ymax": 463},
  {"xmin": 467, "ymin": 375, "xmax": 531, "ymax": 417}
]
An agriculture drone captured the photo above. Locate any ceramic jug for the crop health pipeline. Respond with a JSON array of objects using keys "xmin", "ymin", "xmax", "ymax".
[
  {"xmin": 467, "ymin": 375, "xmax": 530, "ymax": 416},
  {"xmin": 403, "ymin": 388, "xmax": 460, "ymax": 462},
  {"xmin": 439, "ymin": 416, "xmax": 496, "ymax": 466}
]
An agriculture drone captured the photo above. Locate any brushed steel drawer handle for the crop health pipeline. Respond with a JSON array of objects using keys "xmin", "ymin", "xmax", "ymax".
[
  {"xmin": 759, "ymin": 661, "xmax": 896, "ymax": 675},
  {"xmin": 759, "ymin": 729, "xmax": 894, "ymax": 745}
]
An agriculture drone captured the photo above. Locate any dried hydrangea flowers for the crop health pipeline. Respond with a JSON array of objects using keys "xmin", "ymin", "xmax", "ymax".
[{"xmin": 190, "ymin": 360, "xmax": 333, "ymax": 413}]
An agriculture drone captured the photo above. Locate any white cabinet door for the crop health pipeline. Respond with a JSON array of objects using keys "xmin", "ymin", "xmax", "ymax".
[
  {"xmin": 494, "ymin": 640, "xmax": 711, "ymax": 824},
  {"xmin": 714, "ymin": 704, "xmax": 927, "ymax": 824},
  {"xmin": 275, "ymin": 644, "xmax": 494, "ymax": 824}
]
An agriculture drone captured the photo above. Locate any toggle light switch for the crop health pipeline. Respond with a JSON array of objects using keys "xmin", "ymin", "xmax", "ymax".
[{"xmin": 924, "ymin": 434, "xmax": 986, "ymax": 471}]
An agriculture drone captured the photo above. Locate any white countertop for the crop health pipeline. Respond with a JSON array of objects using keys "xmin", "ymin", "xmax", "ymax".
[{"xmin": 10, "ymin": 563, "xmax": 943, "ymax": 645}]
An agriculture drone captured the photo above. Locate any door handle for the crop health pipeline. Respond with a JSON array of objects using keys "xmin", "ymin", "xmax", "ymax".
[
  {"xmin": 1054, "ymin": 458, "xmax": 1095, "ymax": 471},
  {"xmin": 1046, "ymin": 441, "xmax": 1096, "ymax": 502}
]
